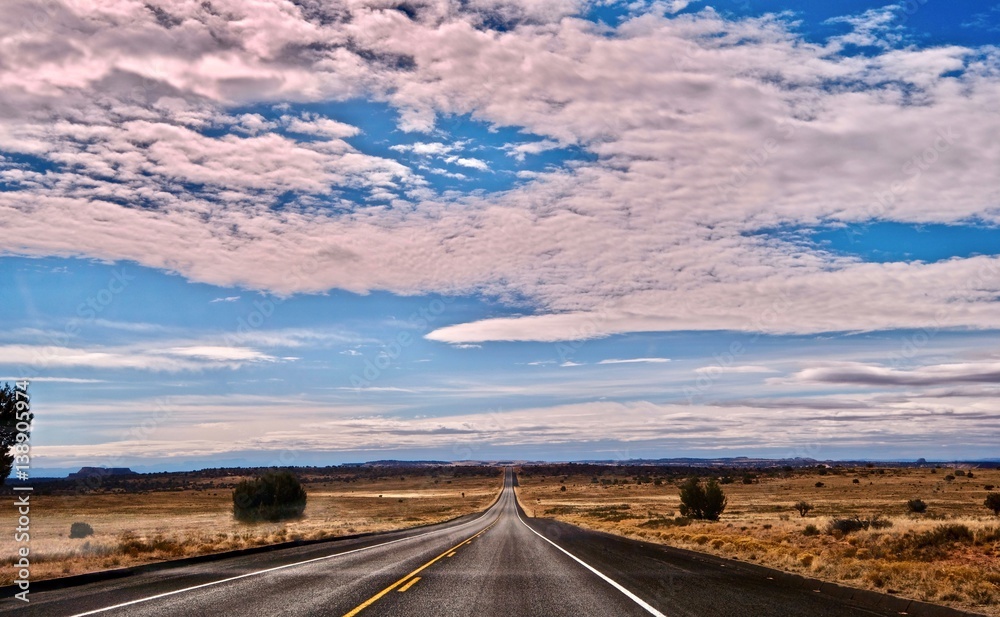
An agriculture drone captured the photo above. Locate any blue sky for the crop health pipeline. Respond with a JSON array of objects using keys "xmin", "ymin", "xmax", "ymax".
[{"xmin": 2, "ymin": 1, "xmax": 999, "ymax": 473}]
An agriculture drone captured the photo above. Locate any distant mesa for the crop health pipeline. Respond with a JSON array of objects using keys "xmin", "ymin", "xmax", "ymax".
[{"xmin": 68, "ymin": 467, "xmax": 136, "ymax": 479}]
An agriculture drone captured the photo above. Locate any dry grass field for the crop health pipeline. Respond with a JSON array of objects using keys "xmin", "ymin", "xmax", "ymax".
[
  {"xmin": 1, "ymin": 467, "xmax": 503, "ymax": 585},
  {"xmin": 516, "ymin": 465, "xmax": 1000, "ymax": 616}
]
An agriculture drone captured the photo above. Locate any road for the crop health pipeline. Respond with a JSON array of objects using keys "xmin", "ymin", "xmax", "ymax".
[{"xmin": 3, "ymin": 469, "xmax": 930, "ymax": 616}]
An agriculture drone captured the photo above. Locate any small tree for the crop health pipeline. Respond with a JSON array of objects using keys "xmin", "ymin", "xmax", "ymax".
[
  {"xmin": 70, "ymin": 522, "xmax": 94, "ymax": 538},
  {"xmin": 233, "ymin": 471, "xmax": 307, "ymax": 522},
  {"xmin": 678, "ymin": 477, "xmax": 726, "ymax": 521},
  {"xmin": 678, "ymin": 477, "xmax": 704, "ymax": 519},
  {"xmin": 0, "ymin": 383, "xmax": 32, "ymax": 483},
  {"xmin": 703, "ymin": 479, "xmax": 727, "ymax": 521},
  {"xmin": 793, "ymin": 501, "xmax": 814, "ymax": 517},
  {"xmin": 985, "ymin": 493, "xmax": 1000, "ymax": 516},
  {"xmin": 906, "ymin": 499, "xmax": 928, "ymax": 514}
]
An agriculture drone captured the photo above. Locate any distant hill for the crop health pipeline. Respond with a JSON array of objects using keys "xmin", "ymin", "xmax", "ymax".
[
  {"xmin": 67, "ymin": 467, "xmax": 136, "ymax": 479},
  {"xmin": 342, "ymin": 460, "xmax": 453, "ymax": 467}
]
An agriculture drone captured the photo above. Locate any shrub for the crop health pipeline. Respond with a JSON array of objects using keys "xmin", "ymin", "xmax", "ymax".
[
  {"xmin": 233, "ymin": 471, "xmax": 307, "ymax": 523},
  {"xmin": 985, "ymin": 485, "xmax": 996, "ymax": 491},
  {"xmin": 793, "ymin": 501, "xmax": 814, "ymax": 517},
  {"xmin": 678, "ymin": 477, "xmax": 727, "ymax": 521},
  {"xmin": 852, "ymin": 478, "xmax": 860, "ymax": 484},
  {"xmin": 117, "ymin": 531, "xmax": 184, "ymax": 557},
  {"xmin": 985, "ymin": 493, "xmax": 1000, "ymax": 516},
  {"xmin": 944, "ymin": 475, "xmax": 955, "ymax": 482},
  {"xmin": 829, "ymin": 517, "xmax": 866, "ymax": 535},
  {"xmin": 914, "ymin": 524, "xmax": 973, "ymax": 548},
  {"xmin": 70, "ymin": 522, "xmax": 94, "ymax": 538},
  {"xmin": 560, "ymin": 485, "xmax": 566, "ymax": 492},
  {"xmin": 906, "ymin": 499, "xmax": 928, "ymax": 514},
  {"xmin": 954, "ymin": 469, "xmax": 966, "ymax": 477},
  {"xmin": 802, "ymin": 524, "xmax": 820, "ymax": 536},
  {"xmin": 893, "ymin": 524, "xmax": 976, "ymax": 557},
  {"xmin": 814, "ymin": 481, "xmax": 825, "ymax": 488},
  {"xmin": 828, "ymin": 515, "xmax": 892, "ymax": 535}
]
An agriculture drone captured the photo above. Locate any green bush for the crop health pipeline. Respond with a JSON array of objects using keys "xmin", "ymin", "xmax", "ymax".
[
  {"xmin": 70, "ymin": 522, "xmax": 94, "ymax": 538},
  {"xmin": 802, "ymin": 524, "xmax": 820, "ymax": 536},
  {"xmin": 986, "ymin": 493, "xmax": 1000, "ymax": 516},
  {"xmin": 233, "ymin": 471, "xmax": 307, "ymax": 522},
  {"xmin": 906, "ymin": 499, "xmax": 928, "ymax": 514},
  {"xmin": 678, "ymin": 477, "xmax": 727, "ymax": 521}
]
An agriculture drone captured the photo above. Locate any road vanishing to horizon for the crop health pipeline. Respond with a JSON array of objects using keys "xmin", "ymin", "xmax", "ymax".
[
  {"xmin": 0, "ymin": 470, "xmax": 934, "ymax": 617},
  {"xmin": 3, "ymin": 0, "xmax": 1000, "ymax": 614}
]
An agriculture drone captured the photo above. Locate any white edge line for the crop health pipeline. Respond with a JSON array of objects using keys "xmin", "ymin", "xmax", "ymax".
[
  {"xmin": 514, "ymin": 503, "xmax": 668, "ymax": 617},
  {"xmin": 69, "ymin": 486, "xmax": 507, "ymax": 617}
]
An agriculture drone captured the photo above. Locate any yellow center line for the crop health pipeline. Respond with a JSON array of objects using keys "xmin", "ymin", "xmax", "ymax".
[
  {"xmin": 342, "ymin": 519, "xmax": 498, "ymax": 617},
  {"xmin": 446, "ymin": 551, "xmax": 456, "ymax": 557},
  {"xmin": 397, "ymin": 577, "xmax": 421, "ymax": 592}
]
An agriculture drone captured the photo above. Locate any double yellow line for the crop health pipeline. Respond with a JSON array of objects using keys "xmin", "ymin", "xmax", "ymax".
[{"xmin": 342, "ymin": 519, "xmax": 498, "ymax": 616}]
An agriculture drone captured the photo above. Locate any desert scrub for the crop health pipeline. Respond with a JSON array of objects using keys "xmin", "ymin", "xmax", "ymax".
[{"xmin": 828, "ymin": 515, "xmax": 892, "ymax": 535}]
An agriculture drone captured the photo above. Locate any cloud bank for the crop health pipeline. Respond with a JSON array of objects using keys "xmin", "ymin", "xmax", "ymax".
[{"xmin": 1, "ymin": 1, "xmax": 999, "ymax": 342}]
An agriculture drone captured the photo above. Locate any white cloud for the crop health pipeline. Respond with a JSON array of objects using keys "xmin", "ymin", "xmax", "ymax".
[
  {"xmin": 163, "ymin": 346, "xmax": 276, "ymax": 363},
  {"xmin": 598, "ymin": 357, "xmax": 671, "ymax": 364},
  {"xmin": 791, "ymin": 360, "xmax": 1000, "ymax": 387},
  {"xmin": 444, "ymin": 156, "xmax": 490, "ymax": 171},
  {"xmin": 0, "ymin": 376, "xmax": 106, "ymax": 384},
  {"xmin": 0, "ymin": 342, "xmax": 278, "ymax": 372},
  {"xmin": 283, "ymin": 116, "xmax": 360, "ymax": 139},
  {"xmin": 662, "ymin": 1, "xmax": 692, "ymax": 15},
  {"xmin": 503, "ymin": 139, "xmax": 562, "ymax": 161},
  {"xmin": 694, "ymin": 365, "xmax": 776, "ymax": 374},
  {"xmin": 209, "ymin": 296, "xmax": 241, "ymax": 303},
  {"xmin": 391, "ymin": 142, "xmax": 453, "ymax": 156}
]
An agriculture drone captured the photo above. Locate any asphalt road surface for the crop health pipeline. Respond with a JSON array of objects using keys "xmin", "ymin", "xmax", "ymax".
[{"xmin": 3, "ymin": 469, "xmax": 922, "ymax": 616}]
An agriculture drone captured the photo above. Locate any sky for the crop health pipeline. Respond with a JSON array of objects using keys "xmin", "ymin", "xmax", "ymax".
[{"xmin": 1, "ymin": 0, "xmax": 999, "ymax": 473}]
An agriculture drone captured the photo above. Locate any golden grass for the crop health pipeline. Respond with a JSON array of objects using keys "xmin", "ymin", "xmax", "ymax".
[
  {"xmin": 516, "ymin": 466, "xmax": 1000, "ymax": 615},
  {"xmin": 1, "ymin": 470, "xmax": 502, "ymax": 585}
]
